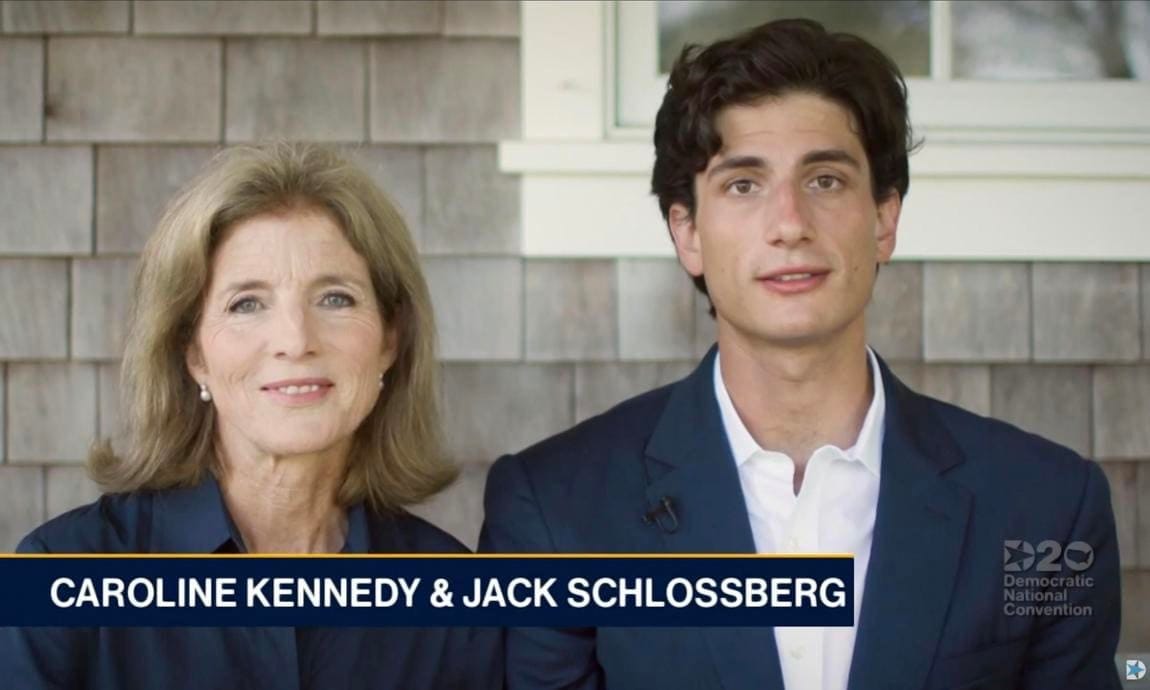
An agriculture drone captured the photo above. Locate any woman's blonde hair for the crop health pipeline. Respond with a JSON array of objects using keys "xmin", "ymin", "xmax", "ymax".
[{"xmin": 90, "ymin": 142, "xmax": 455, "ymax": 511}]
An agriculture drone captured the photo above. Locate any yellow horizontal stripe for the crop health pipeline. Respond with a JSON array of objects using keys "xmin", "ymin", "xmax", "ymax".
[{"xmin": 2, "ymin": 553, "xmax": 854, "ymax": 560}]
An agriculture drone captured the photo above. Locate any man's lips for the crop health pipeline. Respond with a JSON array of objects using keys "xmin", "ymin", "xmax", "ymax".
[
  {"xmin": 756, "ymin": 267, "xmax": 830, "ymax": 294},
  {"xmin": 757, "ymin": 266, "xmax": 830, "ymax": 282}
]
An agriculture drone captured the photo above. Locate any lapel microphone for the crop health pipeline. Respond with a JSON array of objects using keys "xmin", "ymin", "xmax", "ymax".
[{"xmin": 642, "ymin": 496, "xmax": 680, "ymax": 534}]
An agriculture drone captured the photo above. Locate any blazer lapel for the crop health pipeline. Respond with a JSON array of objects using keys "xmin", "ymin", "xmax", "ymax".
[
  {"xmin": 847, "ymin": 359, "xmax": 972, "ymax": 690},
  {"xmin": 644, "ymin": 347, "xmax": 786, "ymax": 690}
]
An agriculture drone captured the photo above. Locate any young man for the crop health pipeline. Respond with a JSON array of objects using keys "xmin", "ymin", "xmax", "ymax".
[{"xmin": 481, "ymin": 19, "xmax": 1121, "ymax": 690}]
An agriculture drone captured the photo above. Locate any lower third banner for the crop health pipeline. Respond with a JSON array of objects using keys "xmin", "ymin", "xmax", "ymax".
[{"xmin": 0, "ymin": 555, "xmax": 853, "ymax": 627}]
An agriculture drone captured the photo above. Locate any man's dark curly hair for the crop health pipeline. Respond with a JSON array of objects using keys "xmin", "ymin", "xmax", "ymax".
[{"xmin": 651, "ymin": 18, "xmax": 918, "ymax": 301}]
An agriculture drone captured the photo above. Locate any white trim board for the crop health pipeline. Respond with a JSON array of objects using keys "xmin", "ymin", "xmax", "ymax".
[{"xmin": 518, "ymin": 173, "xmax": 1150, "ymax": 261}]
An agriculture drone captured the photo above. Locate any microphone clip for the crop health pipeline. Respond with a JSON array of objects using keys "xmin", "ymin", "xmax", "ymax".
[{"xmin": 642, "ymin": 496, "xmax": 680, "ymax": 534}]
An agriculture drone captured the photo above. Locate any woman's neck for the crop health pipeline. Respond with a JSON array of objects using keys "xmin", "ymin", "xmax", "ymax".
[{"xmin": 214, "ymin": 440, "xmax": 350, "ymax": 554}]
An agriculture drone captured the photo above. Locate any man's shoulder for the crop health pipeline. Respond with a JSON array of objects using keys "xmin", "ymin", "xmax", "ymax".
[
  {"xmin": 483, "ymin": 379, "xmax": 685, "ymax": 550},
  {"xmin": 504, "ymin": 379, "xmax": 679, "ymax": 476},
  {"xmin": 925, "ymin": 392, "xmax": 1084, "ymax": 462},
  {"xmin": 17, "ymin": 491, "xmax": 146, "ymax": 554},
  {"xmin": 912, "ymin": 389, "xmax": 1097, "ymax": 497}
]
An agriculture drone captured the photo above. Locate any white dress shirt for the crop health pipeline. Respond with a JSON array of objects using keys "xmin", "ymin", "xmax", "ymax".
[{"xmin": 713, "ymin": 349, "xmax": 885, "ymax": 690}]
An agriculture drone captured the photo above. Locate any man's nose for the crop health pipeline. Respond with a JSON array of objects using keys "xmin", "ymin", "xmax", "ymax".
[{"xmin": 765, "ymin": 182, "xmax": 812, "ymax": 247}]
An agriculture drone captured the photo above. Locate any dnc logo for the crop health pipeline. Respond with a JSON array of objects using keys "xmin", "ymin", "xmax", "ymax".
[
  {"xmin": 1127, "ymin": 659, "xmax": 1147, "ymax": 681},
  {"xmin": 1002, "ymin": 539, "xmax": 1094, "ymax": 573}
]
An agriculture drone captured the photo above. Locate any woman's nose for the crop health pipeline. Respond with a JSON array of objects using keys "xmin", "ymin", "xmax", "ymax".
[{"xmin": 270, "ymin": 305, "xmax": 318, "ymax": 359}]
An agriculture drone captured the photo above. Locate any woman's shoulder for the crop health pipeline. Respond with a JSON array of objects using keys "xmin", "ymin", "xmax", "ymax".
[
  {"xmin": 368, "ymin": 509, "xmax": 472, "ymax": 554},
  {"xmin": 18, "ymin": 492, "xmax": 151, "ymax": 554}
]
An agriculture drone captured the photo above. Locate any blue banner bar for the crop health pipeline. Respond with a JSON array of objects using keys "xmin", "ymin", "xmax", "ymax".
[{"xmin": 0, "ymin": 555, "xmax": 853, "ymax": 627}]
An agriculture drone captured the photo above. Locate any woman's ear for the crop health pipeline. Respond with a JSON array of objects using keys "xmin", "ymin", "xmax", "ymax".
[
  {"xmin": 379, "ymin": 324, "xmax": 399, "ymax": 374},
  {"xmin": 186, "ymin": 342, "xmax": 207, "ymax": 384}
]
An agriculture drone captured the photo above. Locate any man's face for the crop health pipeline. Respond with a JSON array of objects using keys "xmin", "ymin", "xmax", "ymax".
[{"xmin": 669, "ymin": 91, "xmax": 901, "ymax": 350}]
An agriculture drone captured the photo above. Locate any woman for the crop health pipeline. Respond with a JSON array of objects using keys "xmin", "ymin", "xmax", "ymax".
[{"xmin": 3, "ymin": 143, "xmax": 502, "ymax": 688}]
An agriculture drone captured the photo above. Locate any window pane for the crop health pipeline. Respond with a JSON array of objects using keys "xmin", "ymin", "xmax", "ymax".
[
  {"xmin": 657, "ymin": 0, "xmax": 931, "ymax": 75},
  {"xmin": 954, "ymin": 0, "xmax": 1150, "ymax": 79}
]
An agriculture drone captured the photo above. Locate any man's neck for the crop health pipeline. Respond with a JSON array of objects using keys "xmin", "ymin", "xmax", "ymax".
[{"xmin": 717, "ymin": 321, "xmax": 874, "ymax": 488}]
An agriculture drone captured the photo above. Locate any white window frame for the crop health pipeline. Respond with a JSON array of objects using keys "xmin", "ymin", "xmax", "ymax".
[
  {"xmin": 501, "ymin": 0, "xmax": 1150, "ymax": 260},
  {"xmin": 612, "ymin": 1, "xmax": 1150, "ymax": 136}
]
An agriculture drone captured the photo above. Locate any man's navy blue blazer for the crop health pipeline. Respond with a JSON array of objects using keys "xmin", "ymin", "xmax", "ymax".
[{"xmin": 480, "ymin": 347, "xmax": 1122, "ymax": 690}]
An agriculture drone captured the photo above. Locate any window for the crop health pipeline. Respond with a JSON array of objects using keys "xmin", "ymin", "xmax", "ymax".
[
  {"xmin": 653, "ymin": 1, "xmax": 1149, "ymax": 80},
  {"xmin": 614, "ymin": 1, "xmax": 1150, "ymax": 138},
  {"xmin": 504, "ymin": 1, "xmax": 1150, "ymax": 259},
  {"xmin": 657, "ymin": 1, "xmax": 930, "ymax": 76}
]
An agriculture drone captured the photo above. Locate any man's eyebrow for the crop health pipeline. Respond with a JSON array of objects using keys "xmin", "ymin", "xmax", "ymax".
[
  {"xmin": 705, "ymin": 155, "xmax": 766, "ymax": 180},
  {"xmin": 705, "ymin": 149, "xmax": 861, "ymax": 180},
  {"xmin": 801, "ymin": 149, "xmax": 862, "ymax": 170}
]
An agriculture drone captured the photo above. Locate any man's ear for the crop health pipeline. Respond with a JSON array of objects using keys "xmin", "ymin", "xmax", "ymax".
[
  {"xmin": 875, "ymin": 191, "xmax": 902, "ymax": 263},
  {"xmin": 668, "ymin": 202, "xmax": 704, "ymax": 278}
]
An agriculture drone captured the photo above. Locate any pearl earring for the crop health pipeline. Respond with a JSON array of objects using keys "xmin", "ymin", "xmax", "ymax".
[
  {"xmin": 199, "ymin": 383, "xmax": 212, "ymax": 402},
  {"xmin": 379, "ymin": 373, "xmax": 385, "ymax": 390}
]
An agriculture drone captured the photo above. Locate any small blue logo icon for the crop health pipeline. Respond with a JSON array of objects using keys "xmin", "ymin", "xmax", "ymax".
[{"xmin": 1127, "ymin": 659, "xmax": 1146, "ymax": 680}]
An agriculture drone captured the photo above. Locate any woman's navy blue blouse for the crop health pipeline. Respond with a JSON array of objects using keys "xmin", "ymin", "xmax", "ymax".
[{"xmin": 0, "ymin": 476, "xmax": 503, "ymax": 689}]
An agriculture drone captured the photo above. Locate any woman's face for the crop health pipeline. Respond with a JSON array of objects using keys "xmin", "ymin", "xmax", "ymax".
[{"xmin": 187, "ymin": 208, "xmax": 396, "ymax": 462}]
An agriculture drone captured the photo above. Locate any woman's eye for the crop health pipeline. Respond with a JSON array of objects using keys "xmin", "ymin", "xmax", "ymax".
[
  {"xmin": 228, "ymin": 296, "xmax": 262, "ymax": 314},
  {"xmin": 319, "ymin": 292, "xmax": 355, "ymax": 308}
]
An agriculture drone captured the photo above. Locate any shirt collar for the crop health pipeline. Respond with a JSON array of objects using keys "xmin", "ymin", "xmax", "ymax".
[
  {"xmin": 150, "ymin": 473, "xmax": 238, "ymax": 553},
  {"xmin": 714, "ymin": 347, "xmax": 886, "ymax": 477},
  {"xmin": 342, "ymin": 502, "xmax": 370, "ymax": 554},
  {"xmin": 150, "ymin": 473, "xmax": 371, "ymax": 554}
]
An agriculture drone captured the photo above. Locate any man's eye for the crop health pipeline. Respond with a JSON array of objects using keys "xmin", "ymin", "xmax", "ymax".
[
  {"xmin": 728, "ymin": 179, "xmax": 757, "ymax": 194},
  {"xmin": 319, "ymin": 292, "xmax": 355, "ymax": 308},
  {"xmin": 812, "ymin": 175, "xmax": 842, "ymax": 191},
  {"xmin": 228, "ymin": 296, "xmax": 262, "ymax": 314}
]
